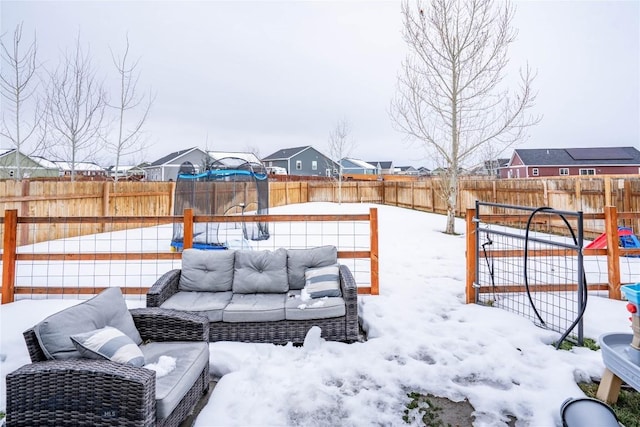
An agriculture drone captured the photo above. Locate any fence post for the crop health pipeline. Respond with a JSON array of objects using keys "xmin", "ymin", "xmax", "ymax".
[
  {"xmin": 183, "ymin": 208, "xmax": 194, "ymax": 250},
  {"xmin": 604, "ymin": 205, "xmax": 621, "ymax": 300},
  {"xmin": 465, "ymin": 208, "xmax": 476, "ymax": 304},
  {"xmin": 2, "ymin": 209, "xmax": 18, "ymax": 304},
  {"xmin": 369, "ymin": 207, "xmax": 379, "ymax": 295}
]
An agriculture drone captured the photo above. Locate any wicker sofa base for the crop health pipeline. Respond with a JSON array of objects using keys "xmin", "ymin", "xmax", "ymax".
[
  {"xmin": 6, "ymin": 360, "xmax": 209, "ymax": 427},
  {"xmin": 207, "ymin": 317, "xmax": 354, "ymax": 344}
]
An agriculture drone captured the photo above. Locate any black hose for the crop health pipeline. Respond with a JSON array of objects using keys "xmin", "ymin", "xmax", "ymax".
[{"xmin": 523, "ymin": 207, "xmax": 589, "ymax": 349}]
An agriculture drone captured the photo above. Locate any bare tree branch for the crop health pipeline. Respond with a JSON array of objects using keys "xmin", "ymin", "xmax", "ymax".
[
  {"xmin": 0, "ymin": 23, "xmax": 47, "ymax": 179},
  {"xmin": 327, "ymin": 117, "xmax": 357, "ymax": 204},
  {"xmin": 391, "ymin": 0, "xmax": 541, "ymax": 234},
  {"xmin": 45, "ymin": 33, "xmax": 107, "ymax": 181},
  {"xmin": 105, "ymin": 35, "xmax": 154, "ymax": 182}
]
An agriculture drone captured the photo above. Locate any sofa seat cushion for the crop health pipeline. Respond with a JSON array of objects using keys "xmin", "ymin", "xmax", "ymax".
[
  {"xmin": 223, "ymin": 293, "xmax": 286, "ymax": 322},
  {"xmin": 285, "ymin": 290, "xmax": 346, "ymax": 321},
  {"xmin": 161, "ymin": 291, "xmax": 233, "ymax": 322},
  {"xmin": 179, "ymin": 249, "xmax": 235, "ymax": 292},
  {"xmin": 34, "ymin": 287, "xmax": 143, "ymax": 360},
  {"xmin": 140, "ymin": 341, "xmax": 209, "ymax": 420},
  {"xmin": 287, "ymin": 245, "xmax": 338, "ymax": 290},
  {"xmin": 233, "ymin": 248, "xmax": 288, "ymax": 293}
]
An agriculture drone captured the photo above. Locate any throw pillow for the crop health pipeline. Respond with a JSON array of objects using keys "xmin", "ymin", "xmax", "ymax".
[
  {"xmin": 304, "ymin": 264, "xmax": 341, "ymax": 299},
  {"xmin": 287, "ymin": 245, "xmax": 338, "ymax": 290},
  {"xmin": 70, "ymin": 326, "xmax": 145, "ymax": 367}
]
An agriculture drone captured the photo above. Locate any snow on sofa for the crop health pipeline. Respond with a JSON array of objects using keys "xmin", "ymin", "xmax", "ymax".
[{"xmin": 146, "ymin": 245, "xmax": 359, "ymax": 344}]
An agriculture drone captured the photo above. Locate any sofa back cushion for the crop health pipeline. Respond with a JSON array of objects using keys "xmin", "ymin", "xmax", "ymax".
[
  {"xmin": 179, "ymin": 248, "xmax": 235, "ymax": 292},
  {"xmin": 233, "ymin": 248, "xmax": 288, "ymax": 293},
  {"xmin": 33, "ymin": 287, "xmax": 142, "ymax": 360},
  {"xmin": 287, "ymin": 245, "xmax": 338, "ymax": 290}
]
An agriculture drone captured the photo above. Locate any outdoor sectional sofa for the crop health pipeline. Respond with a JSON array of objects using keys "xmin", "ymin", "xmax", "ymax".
[{"xmin": 147, "ymin": 245, "xmax": 359, "ymax": 344}]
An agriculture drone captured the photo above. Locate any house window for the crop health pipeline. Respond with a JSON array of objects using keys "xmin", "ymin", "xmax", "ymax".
[
  {"xmin": 312, "ymin": 161, "xmax": 317, "ymax": 171},
  {"xmin": 295, "ymin": 160, "xmax": 302, "ymax": 170},
  {"xmin": 532, "ymin": 168, "xmax": 539, "ymax": 176},
  {"xmin": 9, "ymin": 170, "xmax": 14, "ymax": 178},
  {"xmin": 326, "ymin": 169, "xmax": 332, "ymax": 177},
  {"xmin": 579, "ymin": 168, "xmax": 595, "ymax": 175},
  {"xmin": 559, "ymin": 168, "xmax": 569, "ymax": 176}
]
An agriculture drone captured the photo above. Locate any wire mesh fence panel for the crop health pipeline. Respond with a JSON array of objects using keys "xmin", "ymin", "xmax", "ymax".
[{"xmin": 475, "ymin": 202, "xmax": 585, "ymax": 344}]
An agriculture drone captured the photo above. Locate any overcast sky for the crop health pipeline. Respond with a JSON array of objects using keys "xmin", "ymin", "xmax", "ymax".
[{"xmin": 1, "ymin": 0, "xmax": 639, "ymax": 168}]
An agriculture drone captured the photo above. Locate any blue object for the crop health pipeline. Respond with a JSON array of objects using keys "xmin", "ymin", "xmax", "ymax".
[
  {"xmin": 621, "ymin": 283, "xmax": 640, "ymax": 305},
  {"xmin": 170, "ymin": 240, "xmax": 227, "ymax": 251},
  {"xmin": 599, "ymin": 333, "xmax": 640, "ymax": 389}
]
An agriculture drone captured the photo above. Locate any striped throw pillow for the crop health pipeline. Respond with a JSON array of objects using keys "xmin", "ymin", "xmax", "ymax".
[
  {"xmin": 304, "ymin": 264, "xmax": 341, "ymax": 299},
  {"xmin": 70, "ymin": 326, "xmax": 145, "ymax": 367}
]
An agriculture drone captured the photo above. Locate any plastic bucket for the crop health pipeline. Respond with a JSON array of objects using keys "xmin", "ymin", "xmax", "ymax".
[{"xmin": 560, "ymin": 397, "xmax": 619, "ymax": 427}]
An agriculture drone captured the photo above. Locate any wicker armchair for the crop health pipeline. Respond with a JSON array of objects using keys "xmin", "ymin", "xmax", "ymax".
[{"xmin": 6, "ymin": 307, "xmax": 210, "ymax": 427}]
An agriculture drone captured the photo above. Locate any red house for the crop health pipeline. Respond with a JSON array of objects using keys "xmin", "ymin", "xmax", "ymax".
[{"xmin": 500, "ymin": 147, "xmax": 640, "ymax": 178}]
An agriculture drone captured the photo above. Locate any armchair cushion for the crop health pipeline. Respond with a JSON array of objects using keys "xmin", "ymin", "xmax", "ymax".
[
  {"xmin": 233, "ymin": 248, "xmax": 288, "ymax": 293},
  {"xmin": 70, "ymin": 326, "xmax": 146, "ymax": 367},
  {"xmin": 179, "ymin": 248, "xmax": 235, "ymax": 292},
  {"xmin": 140, "ymin": 341, "xmax": 209, "ymax": 420},
  {"xmin": 34, "ymin": 287, "xmax": 143, "ymax": 360},
  {"xmin": 287, "ymin": 245, "xmax": 338, "ymax": 290}
]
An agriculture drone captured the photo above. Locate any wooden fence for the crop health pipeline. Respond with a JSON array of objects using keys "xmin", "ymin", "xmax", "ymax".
[{"xmin": 0, "ymin": 176, "xmax": 638, "ymax": 246}]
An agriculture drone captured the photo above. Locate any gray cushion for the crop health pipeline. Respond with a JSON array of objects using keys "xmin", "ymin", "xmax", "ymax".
[
  {"xmin": 285, "ymin": 291, "xmax": 346, "ymax": 320},
  {"xmin": 179, "ymin": 248, "xmax": 235, "ymax": 292},
  {"xmin": 161, "ymin": 291, "xmax": 233, "ymax": 322},
  {"xmin": 139, "ymin": 341, "xmax": 209, "ymax": 420},
  {"xmin": 223, "ymin": 293, "xmax": 286, "ymax": 322},
  {"xmin": 70, "ymin": 326, "xmax": 145, "ymax": 367},
  {"xmin": 287, "ymin": 246, "xmax": 338, "ymax": 290},
  {"xmin": 34, "ymin": 287, "xmax": 142, "ymax": 360},
  {"xmin": 233, "ymin": 249, "xmax": 288, "ymax": 293},
  {"xmin": 304, "ymin": 264, "xmax": 341, "ymax": 298}
]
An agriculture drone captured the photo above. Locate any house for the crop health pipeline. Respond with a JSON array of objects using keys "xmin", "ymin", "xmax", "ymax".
[
  {"xmin": 417, "ymin": 166, "xmax": 431, "ymax": 176},
  {"xmin": 395, "ymin": 166, "xmax": 419, "ymax": 175},
  {"xmin": 366, "ymin": 161, "xmax": 394, "ymax": 175},
  {"xmin": 208, "ymin": 151, "xmax": 263, "ymax": 166},
  {"xmin": 339, "ymin": 158, "xmax": 377, "ymax": 175},
  {"xmin": 55, "ymin": 161, "xmax": 107, "ymax": 178},
  {"xmin": 143, "ymin": 147, "xmax": 210, "ymax": 181},
  {"xmin": 501, "ymin": 147, "xmax": 640, "ymax": 178},
  {"xmin": 106, "ymin": 165, "xmax": 147, "ymax": 180},
  {"xmin": 0, "ymin": 149, "xmax": 60, "ymax": 179},
  {"xmin": 262, "ymin": 146, "xmax": 339, "ymax": 177}
]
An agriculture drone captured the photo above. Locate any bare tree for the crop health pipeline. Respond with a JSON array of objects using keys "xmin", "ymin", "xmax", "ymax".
[
  {"xmin": 327, "ymin": 118, "xmax": 356, "ymax": 204},
  {"xmin": 46, "ymin": 34, "xmax": 106, "ymax": 181},
  {"xmin": 391, "ymin": 0, "xmax": 540, "ymax": 234},
  {"xmin": 106, "ymin": 36, "xmax": 154, "ymax": 182},
  {"xmin": 0, "ymin": 23, "xmax": 47, "ymax": 179}
]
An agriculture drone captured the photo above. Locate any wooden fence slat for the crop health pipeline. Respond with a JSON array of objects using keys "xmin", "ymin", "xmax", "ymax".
[{"xmin": 2, "ymin": 209, "xmax": 17, "ymax": 304}]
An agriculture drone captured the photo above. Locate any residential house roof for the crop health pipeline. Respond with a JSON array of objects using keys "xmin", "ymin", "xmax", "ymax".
[
  {"xmin": 149, "ymin": 147, "xmax": 201, "ymax": 166},
  {"xmin": 208, "ymin": 151, "xmax": 262, "ymax": 164},
  {"xmin": 262, "ymin": 146, "xmax": 311, "ymax": 161},
  {"xmin": 55, "ymin": 161, "xmax": 104, "ymax": 172},
  {"xmin": 367, "ymin": 161, "xmax": 393, "ymax": 170},
  {"xmin": 512, "ymin": 147, "xmax": 640, "ymax": 166},
  {"xmin": 342, "ymin": 158, "xmax": 376, "ymax": 170}
]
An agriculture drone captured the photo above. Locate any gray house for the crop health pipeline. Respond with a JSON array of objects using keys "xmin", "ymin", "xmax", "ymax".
[
  {"xmin": 0, "ymin": 149, "xmax": 60, "ymax": 179},
  {"xmin": 339, "ymin": 158, "xmax": 377, "ymax": 175},
  {"xmin": 262, "ymin": 146, "xmax": 338, "ymax": 177},
  {"xmin": 367, "ymin": 161, "xmax": 394, "ymax": 175},
  {"xmin": 143, "ymin": 147, "xmax": 210, "ymax": 181}
]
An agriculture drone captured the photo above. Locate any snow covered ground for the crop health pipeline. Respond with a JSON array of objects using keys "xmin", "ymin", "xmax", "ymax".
[{"xmin": 0, "ymin": 202, "xmax": 637, "ymax": 426}]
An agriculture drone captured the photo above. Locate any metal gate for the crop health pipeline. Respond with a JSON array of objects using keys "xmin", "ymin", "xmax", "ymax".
[{"xmin": 474, "ymin": 201, "xmax": 586, "ymax": 346}]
